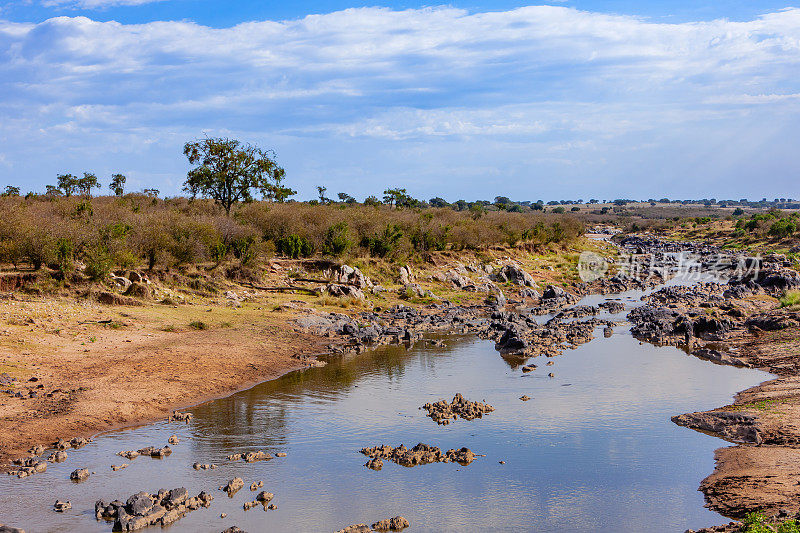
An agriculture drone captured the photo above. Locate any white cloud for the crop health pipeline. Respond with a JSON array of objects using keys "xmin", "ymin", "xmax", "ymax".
[{"xmin": 0, "ymin": 6, "xmax": 799, "ymax": 198}]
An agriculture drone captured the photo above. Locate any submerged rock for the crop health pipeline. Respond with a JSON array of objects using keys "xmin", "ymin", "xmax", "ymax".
[
  {"xmin": 221, "ymin": 477, "xmax": 244, "ymax": 496},
  {"xmin": 69, "ymin": 468, "xmax": 89, "ymax": 481}
]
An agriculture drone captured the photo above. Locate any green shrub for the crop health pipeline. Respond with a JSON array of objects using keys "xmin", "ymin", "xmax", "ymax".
[
  {"xmin": 276, "ymin": 234, "xmax": 314, "ymax": 259},
  {"xmin": 769, "ymin": 219, "xmax": 797, "ymax": 238},
  {"xmin": 84, "ymin": 245, "xmax": 112, "ymax": 280},
  {"xmin": 188, "ymin": 320, "xmax": 208, "ymax": 330},
  {"xmin": 54, "ymin": 238, "xmax": 74, "ymax": 273},
  {"xmin": 322, "ymin": 221, "xmax": 351, "ymax": 256},
  {"xmin": 361, "ymin": 224, "xmax": 403, "ymax": 257}
]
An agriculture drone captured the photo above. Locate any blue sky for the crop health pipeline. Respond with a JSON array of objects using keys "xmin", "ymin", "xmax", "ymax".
[{"xmin": 0, "ymin": 1, "xmax": 799, "ymax": 201}]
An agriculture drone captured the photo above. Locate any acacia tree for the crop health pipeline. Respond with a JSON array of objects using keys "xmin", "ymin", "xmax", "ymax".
[
  {"xmin": 57, "ymin": 173, "xmax": 78, "ymax": 197},
  {"xmin": 109, "ymin": 174, "xmax": 126, "ymax": 196},
  {"xmin": 183, "ymin": 138, "xmax": 291, "ymax": 214},
  {"xmin": 77, "ymin": 172, "xmax": 100, "ymax": 197}
]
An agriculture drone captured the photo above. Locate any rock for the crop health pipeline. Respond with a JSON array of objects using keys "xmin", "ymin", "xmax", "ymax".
[
  {"xmin": 221, "ymin": 528, "xmax": 247, "ymax": 533},
  {"xmin": 420, "ymin": 393, "xmax": 495, "ymax": 425},
  {"xmin": 28, "ymin": 444, "xmax": 46, "ymax": 456},
  {"xmin": 127, "ymin": 492, "xmax": 155, "ymax": 516},
  {"xmin": 193, "ymin": 462, "xmax": 217, "ymax": 470},
  {"xmin": 542, "ymin": 285, "xmax": 567, "ymax": 299},
  {"xmin": 0, "ymin": 524, "xmax": 26, "ymax": 533},
  {"xmin": 124, "ymin": 282, "xmax": 151, "ymax": 299},
  {"xmin": 519, "ymin": 288, "xmax": 541, "ymax": 300},
  {"xmin": 522, "ymin": 364, "xmax": 537, "ymax": 373},
  {"xmin": 111, "ymin": 464, "xmax": 129, "ymax": 471},
  {"xmin": 70, "ymin": 468, "xmax": 90, "ymax": 481},
  {"xmin": 360, "ymin": 443, "xmax": 477, "ymax": 467},
  {"xmin": 47, "ymin": 450, "xmax": 67, "ymax": 463},
  {"xmin": 222, "ymin": 477, "xmax": 244, "ymax": 496},
  {"xmin": 69, "ymin": 437, "xmax": 89, "ymax": 449},
  {"xmin": 169, "ymin": 411, "xmax": 192, "ymax": 422},
  {"xmin": 326, "ymin": 284, "xmax": 366, "ymax": 301},
  {"xmin": 275, "ymin": 452, "xmax": 287, "ymax": 458},
  {"xmin": 398, "ymin": 265, "xmax": 414, "ymax": 285},
  {"xmin": 324, "ymin": 265, "xmax": 372, "ymax": 288},
  {"xmin": 335, "ymin": 525, "xmax": 371, "ymax": 533},
  {"xmin": 53, "ymin": 500, "xmax": 71, "ymax": 512},
  {"xmin": 520, "ymin": 395, "xmax": 531, "ymax": 401},
  {"xmin": 118, "ymin": 450, "xmax": 140, "ymax": 460},
  {"xmin": 110, "ymin": 275, "xmax": 133, "ymax": 291},
  {"xmin": 255, "ymin": 491, "xmax": 273, "ymax": 503},
  {"xmin": 168, "ymin": 435, "xmax": 180, "ymax": 445},
  {"xmin": 249, "ymin": 481, "xmax": 263, "ymax": 491},
  {"xmin": 496, "ymin": 264, "xmax": 535, "ymax": 287},
  {"xmin": 364, "ymin": 458, "xmax": 383, "ymax": 470},
  {"xmin": 242, "ymin": 450, "xmax": 272, "ymax": 463},
  {"xmin": 371, "ymin": 516, "xmax": 410, "ymax": 531}
]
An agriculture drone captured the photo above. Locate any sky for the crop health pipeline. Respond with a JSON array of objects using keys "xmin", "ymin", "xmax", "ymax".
[{"xmin": 0, "ymin": 1, "xmax": 799, "ymax": 201}]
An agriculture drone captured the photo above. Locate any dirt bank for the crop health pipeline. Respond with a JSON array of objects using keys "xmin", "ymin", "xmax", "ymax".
[{"xmin": 0, "ymin": 293, "xmax": 328, "ymax": 467}]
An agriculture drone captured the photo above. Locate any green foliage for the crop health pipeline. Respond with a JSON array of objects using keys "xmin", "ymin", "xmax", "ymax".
[
  {"xmin": 56, "ymin": 174, "xmax": 78, "ymax": 197},
  {"xmin": 73, "ymin": 200, "xmax": 94, "ymax": 219},
  {"xmin": 363, "ymin": 195, "xmax": 381, "ymax": 207},
  {"xmin": 410, "ymin": 225, "xmax": 449, "ymax": 251},
  {"xmin": 361, "ymin": 224, "xmax": 403, "ymax": 257},
  {"xmin": 740, "ymin": 511, "xmax": 800, "ymax": 533},
  {"xmin": 109, "ymin": 174, "xmax": 126, "ymax": 196},
  {"xmin": 230, "ymin": 235, "xmax": 258, "ymax": 265},
  {"xmin": 553, "ymin": 206, "xmax": 566, "ymax": 214},
  {"xmin": 769, "ymin": 219, "xmax": 797, "ymax": 238},
  {"xmin": 323, "ymin": 221, "xmax": 352, "ymax": 257},
  {"xmin": 183, "ymin": 137, "xmax": 291, "ymax": 214},
  {"xmin": 54, "ymin": 238, "xmax": 74, "ymax": 273},
  {"xmin": 276, "ymin": 234, "xmax": 314, "ymax": 259},
  {"xmin": 188, "ymin": 321, "xmax": 208, "ymax": 330},
  {"xmin": 383, "ymin": 188, "xmax": 419, "ymax": 209},
  {"xmin": 3, "ymin": 185, "xmax": 20, "ymax": 197},
  {"xmin": 84, "ymin": 245, "xmax": 112, "ymax": 281},
  {"xmin": 209, "ymin": 240, "xmax": 228, "ymax": 264}
]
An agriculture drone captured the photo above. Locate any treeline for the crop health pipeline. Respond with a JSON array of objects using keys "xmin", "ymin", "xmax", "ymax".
[{"xmin": 0, "ymin": 195, "xmax": 584, "ymax": 277}]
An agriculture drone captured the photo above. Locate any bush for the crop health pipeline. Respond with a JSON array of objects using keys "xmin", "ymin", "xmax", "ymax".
[
  {"xmin": 769, "ymin": 219, "xmax": 797, "ymax": 238},
  {"xmin": 322, "ymin": 222, "xmax": 351, "ymax": 257},
  {"xmin": 276, "ymin": 234, "xmax": 314, "ymax": 259},
  {"xmin": 84, "ymin": 245, "xmax": 112, "ymax": 281},
  {"xmin": 362, "ymin": 224, "xmax": 403, "ymax": 257}
]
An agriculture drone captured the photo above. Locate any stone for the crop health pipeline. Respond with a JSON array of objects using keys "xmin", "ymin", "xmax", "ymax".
[
  {"xmin": 520, "ymin": 395, "xmax": 531, "ymax": 401},
  {"xmin": 255, "ymin": 491, "xmax": 273, "ymax": 503},
  {"xmin": 47, "ymin": 451, "xmax": 67, "ymax": 463},
  {"xmin": 249, "ymin": 481, "xmax": 263, "ymax": 491},
  {"xmin": 371, "ymin": 516, "xmax": 410, "ymax": 531},
  {"xmin": 53, "ymin": 500, "xmax": 71, "ymax": 512},
  {"xmin": 168, "ymin": 435, "xmax": 180, "ymax": 445},
  {"xmin": 70, "ymin": 468, "xmax": 90, "ymax": 481},
  {"xmin": 222, "ymin": 477, "xmax": 244, "ymax": 496}
]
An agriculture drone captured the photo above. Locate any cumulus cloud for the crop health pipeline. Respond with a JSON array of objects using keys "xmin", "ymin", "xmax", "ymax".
[{"xmin": 0, "ymin": 6, "xmax": 799, "ymax": 198}]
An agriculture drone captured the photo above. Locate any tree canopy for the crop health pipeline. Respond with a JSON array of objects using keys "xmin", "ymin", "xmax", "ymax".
[{"xmin": 183, "ymin": 137, "xmax": 293, "ymax": 214}]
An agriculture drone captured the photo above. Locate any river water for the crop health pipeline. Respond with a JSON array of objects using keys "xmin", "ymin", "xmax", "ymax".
[{"xmin": 0, "ymin": 287, "xmax": 772, "ymax": 532}]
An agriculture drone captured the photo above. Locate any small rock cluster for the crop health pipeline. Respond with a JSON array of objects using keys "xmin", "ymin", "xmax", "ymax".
[
  {"xmin": 335, "ymin": 516, "xmax": 410, "ymax": 532},
  {"xmin": 360, "ymin": 443, "xmax": 476, "ymax": 467},
  {"xmin": 95, "ymin": 488, "xmax": 212, "ymax": 531},
  {"xmin": 420, "ymin": 393, "xmax": 494, "ymax": 425}
]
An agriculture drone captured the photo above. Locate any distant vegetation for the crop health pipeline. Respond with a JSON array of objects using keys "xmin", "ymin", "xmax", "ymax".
[{"xmin": 1, "ymin": 138, "xmax": 797, "ymax": 277}]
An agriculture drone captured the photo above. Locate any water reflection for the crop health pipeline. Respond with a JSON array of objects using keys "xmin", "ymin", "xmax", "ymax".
[{"xmin": 0, "ymin": 330, "xmax": 771, "ymax": 532}]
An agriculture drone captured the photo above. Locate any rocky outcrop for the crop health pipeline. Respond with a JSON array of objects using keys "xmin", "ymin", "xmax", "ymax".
[
  {"xmin": 324, "ymin": 265, "xmax": 372, "ymax": 289},
  {"xmin": 494, "ymin": 264, "xmax": 535, "ymax": 287},
  {"xmin": 95, "ymin": 488, "xmax": 212, "ymax": 531},
  {"xmin": 360, "ymin": 443, "xmax": 476, "ymax": 467},
  {"xmin": 420, "ymin": 393, "xmax": 494, "ymax": 425}
]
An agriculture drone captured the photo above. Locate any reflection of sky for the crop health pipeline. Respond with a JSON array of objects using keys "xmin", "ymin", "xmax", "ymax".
[{"xmin": 0, "ymin": 333, "xmax": 771, "ymax": 532}]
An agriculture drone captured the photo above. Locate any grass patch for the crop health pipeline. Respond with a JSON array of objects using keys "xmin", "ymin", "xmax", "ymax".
[
  {"xmin": 742, "ymin": 510, "xmax": 800, "ymax": 533},
  {"xmin": 188, "ymin": 320, "xmax": 208, "ymax": 330},
  {"xmin": 779, "ymin": 290, "xmax": 800, "ymax": 309}
]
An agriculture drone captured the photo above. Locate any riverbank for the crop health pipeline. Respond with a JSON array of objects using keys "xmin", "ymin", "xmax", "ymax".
[
  {"xmin": 0, "ymin": 240, "xmax": 616, "ymax": 469},
  {"xmin": 0, "ymin": 293, "xmax": 332, "ymax": 467}
]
